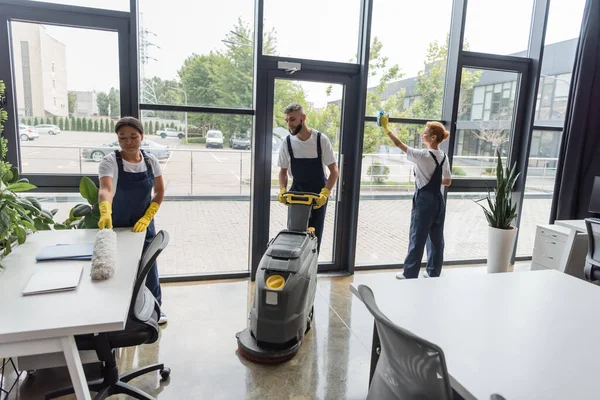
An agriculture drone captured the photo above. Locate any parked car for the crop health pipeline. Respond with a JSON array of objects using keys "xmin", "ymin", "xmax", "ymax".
[
  {"xmin": 19, "ymin": 124, "xmax": 39, "ymax": 141},
  {"xmin": 81, "ymin": 139, "xmax": 170, "ymax": 162},
  {"xmin": 271, "ymin": 127, "xmax": 289, "ymax": 153},
  {"xmin": 157, "ymin": 127, "xmax": 184, "ymax": 139},
  {"xmin": 34, "ymin": 124, "xmax": 61, "ymax": 135},
  {"xmin": 206, "ymin": 130, "xmax": 224, "ymax": 149},
  {"xmin": 230, "ymin": 132, "xmax": 251, "ymax": 150}
]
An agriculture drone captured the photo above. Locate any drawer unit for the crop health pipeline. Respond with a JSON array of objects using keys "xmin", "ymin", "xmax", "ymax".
[
  {"xmin": 532, "ymin": 224, "xmax": 571, "ymax": 271},
  {"xmin": 533, "ymin": 235, "xmax": 567, "ymax": 255},
  {"xmin": 532, "ymin": 248, "xmax": 562, "ymax": 270},
  {"xmin": 531, "ymin": 262, "xmax": 548, "ymax": 271},
  {"xmin": 536, "ymin": 225, "xmax": 570, "ymax": 243}
]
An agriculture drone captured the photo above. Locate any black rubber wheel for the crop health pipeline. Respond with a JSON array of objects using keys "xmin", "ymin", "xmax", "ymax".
[
  {"xmin": 177, "ymin": 134, "xmax": 184, "ymax": 139},
  {"xmin": 160, "ymin": 367, "xmax": 171, "ymax": 381}
]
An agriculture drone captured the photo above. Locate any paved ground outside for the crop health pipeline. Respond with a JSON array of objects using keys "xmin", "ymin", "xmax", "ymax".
[
  {"xmin": 27, "ymin": 131, "xmax": 554, "ymax": 276},
  {"xmin": 46, "ymin": 197, "xmax": 552, "ymax": 276}
]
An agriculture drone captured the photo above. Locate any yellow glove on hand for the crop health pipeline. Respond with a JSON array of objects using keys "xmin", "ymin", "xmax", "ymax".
[
  {"xmin": 133, "ymin": 202, "xmax": 160, "ymax": 233},
  {"xmin": 380, "ymin": 114, "xmax": 392, "ymax": 135},
  {"xmin": 98, "ymin": 201, "xmax": 113, "ymax": 229},
  {"xmin": 277, "ymin": 187, "xmax": 287, "ymax": 205},
  {"xmin": 315, "ymin": 188, "xmax": 330, "ymax": 209}
]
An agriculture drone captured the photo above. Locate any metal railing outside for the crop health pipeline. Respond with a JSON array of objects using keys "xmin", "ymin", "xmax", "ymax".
[{"xmin": 19, "ymin": 144, "xmax": 558, "ymax": 197}]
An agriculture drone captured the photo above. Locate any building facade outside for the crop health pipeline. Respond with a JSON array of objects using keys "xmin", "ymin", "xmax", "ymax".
[
  {"xmin": 350, "ymin": 39, "xmax": 576, "ymax": 164},
  {"xmin": 11, "ymin": 22, "xmax": 68, "ymax": 118},
  {"xmin": 71, "ymin": 90, "xmax": 99, "ymax": 117}
]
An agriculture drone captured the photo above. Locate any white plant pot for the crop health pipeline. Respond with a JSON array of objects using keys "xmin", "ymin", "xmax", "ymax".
[{"xmin": 487, "ymin": 226, "xmax": 518, "ymax": 273}]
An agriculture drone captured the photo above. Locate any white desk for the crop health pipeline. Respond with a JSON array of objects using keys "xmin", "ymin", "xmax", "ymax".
[
  {"xmin": 556, "ymin": 219, "xmax": 587, "ymax": 233},
  {"xmin": 0, "ymin": 229, "xmax": 144, "ymax": 400},
  {"xmin": 350, "ymin": 270, "xmax": 600, "ymax": 400}
]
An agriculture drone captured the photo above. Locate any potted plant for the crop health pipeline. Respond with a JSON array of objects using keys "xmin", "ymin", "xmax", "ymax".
[
  {"xmin": 0, "ymin": 80, "xmax": 56, "ymax": 268},
  {"xmin": 475, "ymin": 151, "xmax": 520, "ymax": 273},
  {"xmin": 54, "ymin": 176, "xmax": 100, "ymax": 230}
]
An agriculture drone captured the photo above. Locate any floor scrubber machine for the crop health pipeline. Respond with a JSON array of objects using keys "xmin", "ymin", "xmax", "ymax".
[{"xmin": 236, "ymin": 192, "xmax": 320, "ymax": 363}]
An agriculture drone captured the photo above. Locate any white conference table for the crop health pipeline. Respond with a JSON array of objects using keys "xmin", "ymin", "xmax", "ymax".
[
  {"xmin": 0, "ymin": 229, "xmax": 145, "ymax": 400},
  {"xmin": 351, "ymin": 269, "xmax": 600, "ymax": 400}
]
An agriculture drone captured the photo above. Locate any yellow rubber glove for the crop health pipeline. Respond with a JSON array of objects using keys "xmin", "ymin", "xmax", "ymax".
[
  {"xmin": 98, "ymin": 201, "xmax": 113, "ymax": 229},
  {"xmin": 315, "ymin": 188, "xmax": 330, "ymax": 209},
  {"xmin": 380, "ymin": 114, "xmax": 392, "ymax": 135},
  {"xmin": 133, "ymin": 202, "xmax": 160, "ymax": 233},
  {"xmin": 277, "ymin": 187, "xmax": 287, "ymax": 205}
]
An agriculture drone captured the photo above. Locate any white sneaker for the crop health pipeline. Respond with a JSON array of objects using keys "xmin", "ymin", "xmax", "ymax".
[
  {"xmin": 396, "ymin": 272, "xmax": 407, "ymax": 280},
  {"xmin": 421, "ymin": 270, "xmax": 431, "ymax": 278},
  {"xmin": 158, "ymin": 311, "xmax": 168, "ymax": 325}
]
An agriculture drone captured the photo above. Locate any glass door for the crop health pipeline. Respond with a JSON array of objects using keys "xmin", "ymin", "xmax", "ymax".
[{"xmin": 264, "ymin": 70, "xmax": 353, "ymax": 272}]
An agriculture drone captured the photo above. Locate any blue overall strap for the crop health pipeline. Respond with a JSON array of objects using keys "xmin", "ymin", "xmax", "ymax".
[{"xmin": 316, "ymin": 131, "xmax": 322, "ymax": 158}]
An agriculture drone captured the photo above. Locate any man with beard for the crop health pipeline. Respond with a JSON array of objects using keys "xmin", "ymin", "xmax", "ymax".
[{"xmin": 277, "ymin": 103, "xmax": 339, "ymax": 254}]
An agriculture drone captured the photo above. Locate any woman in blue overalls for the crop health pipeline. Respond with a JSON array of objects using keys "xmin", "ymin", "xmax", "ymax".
[
  {"xmin": 379, "ymin": 115, "xmax": 452, "ymax": 279},
  {"xmin": 97, "ymin": 117, "xmax": 167, "ymax": 323}
]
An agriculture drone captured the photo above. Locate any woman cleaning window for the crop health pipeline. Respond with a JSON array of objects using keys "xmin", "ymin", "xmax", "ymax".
[{"xmin": 379, "ymin": 113, "xmax": 452, "ymax": 279}]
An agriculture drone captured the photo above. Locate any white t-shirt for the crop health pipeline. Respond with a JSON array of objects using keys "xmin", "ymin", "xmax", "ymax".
[
  {"xmin": 277, "ymin": 130, "xmax": 337, "ymax": 178},
  {"xmin": 99, "ymin": 151, "xmax": 162, "ymax": 194},
  {"xmin": 406, "ymin": 147, "xmax": 451, "ymax": 189}
]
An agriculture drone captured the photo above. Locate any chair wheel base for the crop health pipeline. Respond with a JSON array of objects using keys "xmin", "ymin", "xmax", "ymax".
[{"xmin": 160, "ymin": 367, "xmax": 171, "ymax": 381}]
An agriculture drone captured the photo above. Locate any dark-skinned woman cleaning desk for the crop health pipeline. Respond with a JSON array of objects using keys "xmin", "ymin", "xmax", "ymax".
[{"xmin": 97, "ymin": 116, "xmax": 167, "ymax": 324}]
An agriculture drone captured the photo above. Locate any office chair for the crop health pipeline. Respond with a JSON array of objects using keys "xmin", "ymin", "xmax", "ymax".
[
  {"xmin": 358, "ymin": 284, "xmax": 454, "ymax": 399},
  {"xmin": 46, "ymin": 230, "xmax": 171, "ymax": 400},
  {"xmin": 358, "ymin": 285, "xmax": 508, "ymax": 400},
  {"xmin": 584, "ymin": 218, "xmax": 600, "ymax": 284}
]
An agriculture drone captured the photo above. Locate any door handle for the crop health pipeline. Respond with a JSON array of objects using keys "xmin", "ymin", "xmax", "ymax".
[{"xmin": 337, "ymin": 153, "xmax": 344, "ymax": 203}]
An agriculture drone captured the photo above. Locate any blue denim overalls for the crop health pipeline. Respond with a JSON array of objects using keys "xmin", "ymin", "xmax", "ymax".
[
  {"xmin": 112, "ymin": 149, "xmax": 162, "ymax": 304},
  {"xmin": 287, "ymin": 131, "xmax": 328, "ymax": 253},
  {"xmin": 402, "ymin": 151, "xmax": 447, "ymax": 278}
]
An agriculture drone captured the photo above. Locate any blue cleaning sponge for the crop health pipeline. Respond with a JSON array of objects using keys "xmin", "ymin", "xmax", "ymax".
[{"xmin": 376, "ymin": 110, "xmax": 387, "ymax": 127}]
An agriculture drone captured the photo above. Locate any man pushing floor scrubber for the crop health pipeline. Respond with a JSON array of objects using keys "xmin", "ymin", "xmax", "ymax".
[
  {"xmin": 236, "ymin": 104, "xmax": 339, "ymax": 363},
  {"xmin": 276, "ymin": 103, "xmax": 339, "ymax": 254}
]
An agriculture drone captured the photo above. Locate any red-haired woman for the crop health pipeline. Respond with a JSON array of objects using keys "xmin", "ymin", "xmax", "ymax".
[{"xmin": 380, "ymin": 117, "xmax": 452, "ymax": 279}]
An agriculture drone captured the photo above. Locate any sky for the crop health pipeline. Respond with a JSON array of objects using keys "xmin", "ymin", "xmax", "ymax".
[{"xmin": 26, "ymin": 0, "xmax": 586, "ymax": 108}]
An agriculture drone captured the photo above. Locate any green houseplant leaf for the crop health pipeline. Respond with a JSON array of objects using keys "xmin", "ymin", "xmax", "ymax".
[
  {"xmin": 6, "ymin": 182, "xmax": 37, "ymax": 192},
  {"xmin": 474, "ymin": 151, "xmax": 520, "ymax": 230},
  {"xmin": 72, "ymin": 203, "xmax": 92, "ymax": 218},
  {"xmin": 0, "ymin": 81, "xmax": 57, "ymax": 266},
  {"xmin": 25, "ymin": 196, "xmax": 42, "ymax": 211},
  {"xmin": 62, "ymin": 177, "xmax": 101, "ymax": 230},
  {"xmin": 8, "ymin": 167, "xmax": 19, "ymax": 184},
  {"xmin": 80, "ymin": 176, "xmax": 99, "ymax": 205},
  {"xmin": 16, "ymin": 226, "xmax": 27, "ymax": 245}
]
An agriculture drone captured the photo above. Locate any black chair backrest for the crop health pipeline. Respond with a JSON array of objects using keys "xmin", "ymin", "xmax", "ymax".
[
  {"xmin": 129, "ymin": 230, "xmax": 169, "ymax": 314},
  {"xmin": 358, "ymin": 284, "xmax": 454, "ymax": 400},
  {"xmin": 585, "ymin": 219, "xmax": 600, "ymax": 264}
]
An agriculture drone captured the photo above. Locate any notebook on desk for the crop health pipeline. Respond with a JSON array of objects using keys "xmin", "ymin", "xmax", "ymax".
[
  {"xmin": 22, "ymin": 265, "xmax": 83, "ymax": 295},
  {"xmin": 35, "ymin": 243, "xmax": 94, "ymax": 261}
]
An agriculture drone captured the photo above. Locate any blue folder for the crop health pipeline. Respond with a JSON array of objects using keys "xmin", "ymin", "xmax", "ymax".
[{"xmin": 35, "ymin": 243, "xmax": 94, "ymax": 261}]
